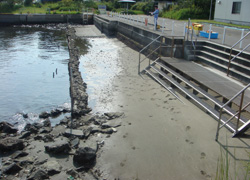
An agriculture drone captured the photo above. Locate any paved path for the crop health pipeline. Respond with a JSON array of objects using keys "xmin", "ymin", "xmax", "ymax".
[{"xmin": 100, "ymin": 14, "xmax": 250, "ymax": 52}]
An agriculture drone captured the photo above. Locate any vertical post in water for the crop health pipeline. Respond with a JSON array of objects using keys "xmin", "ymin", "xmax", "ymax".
[
  {"xmin": 208, "ymin": 24, "xmax": 212, "ymax": 40},
  {"xmin": 70, "ymin": 67, "xmax": 73, "ymax": 133},
  {"xmin": 222, "ymin": 26, "xmax": 226, "ymax": 45},
  {"xmin": 240, "ymin": 29, "xmax": 244, "ymax": 49}
]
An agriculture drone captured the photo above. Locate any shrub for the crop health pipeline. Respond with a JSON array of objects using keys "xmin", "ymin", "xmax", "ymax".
[{"xmin": 24, "ymin": 0, "xmax": 32, "ymax": 6}]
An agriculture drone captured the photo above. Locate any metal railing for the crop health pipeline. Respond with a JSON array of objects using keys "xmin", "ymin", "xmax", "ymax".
[
  {"xmin": 227, "ymin": 31, "xmax": 250, "ymax": 76},
  {"xmin": 138, "ymin": 35, "xmax": 185, "ymax": 74},
  {"xmin": 215, "ymin": 83, "xmax": 250, "ymax": 141}
]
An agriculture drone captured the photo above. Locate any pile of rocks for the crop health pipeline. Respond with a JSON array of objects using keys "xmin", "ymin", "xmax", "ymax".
[{"xmin": 0, "ymin": 112, "xmax": 124, "ymax": 179}]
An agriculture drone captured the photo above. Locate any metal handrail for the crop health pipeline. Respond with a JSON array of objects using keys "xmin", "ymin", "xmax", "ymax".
[
  {"xmin": 138, "ymin": 35, "xmax": 185, "ymax": 74},
  {"xmin": 138, "ymin": 35, "xmax": 162, "ymax": 74},
  {"xmin": 227, "ymin": 31, "xmax": 250, "ymax": 76},
  {"xmin": 215, "ymin": 83, "xmax": 250, "ymax": 141}
]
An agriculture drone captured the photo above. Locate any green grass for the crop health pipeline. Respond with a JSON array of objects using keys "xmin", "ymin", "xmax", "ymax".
[{"xmin": 191, "ymin": 19, "xmax": 250, "ymax": 29}]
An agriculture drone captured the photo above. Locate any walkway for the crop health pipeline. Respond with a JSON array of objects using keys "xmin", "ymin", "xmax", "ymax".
[{"xmin": 99, "ymin": 13, "xmax": 250, "ymax": 52}]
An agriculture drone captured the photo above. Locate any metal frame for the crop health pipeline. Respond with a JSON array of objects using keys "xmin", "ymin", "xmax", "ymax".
[
  {"xmin": 138, "ymin": 35, "xmax": 185, "ymax": 74},
  {"xmin": 227, "ymin": 31, "xmax": 250, "ymax": 76},
  {"xmin": 215, "ymin": 83, "xmax": 250, "ymax": 141}
]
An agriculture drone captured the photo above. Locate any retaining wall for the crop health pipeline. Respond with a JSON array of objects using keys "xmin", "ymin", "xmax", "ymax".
[
  {"xmin": 94, "ymin": 15, "xmax": 185, "ymax": 59},
  {"xmin": 0, "ymin": 14, "xmax": 93, "ymax": 25}
]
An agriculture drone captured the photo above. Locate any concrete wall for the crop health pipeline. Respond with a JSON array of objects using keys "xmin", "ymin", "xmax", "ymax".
[
  {"xmin": 94, "ymin": 15, "xmax": 184, "ymax": 58},
  {"xmin": 214, "ymin": 0, "xmax": 250, "ymax": 26},
  {"xmin": 0, "ymin": 14, "xmax": 93, "ymax": 25}
]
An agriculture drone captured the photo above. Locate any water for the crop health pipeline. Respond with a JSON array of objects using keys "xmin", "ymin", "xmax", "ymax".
[
  {"xmin": 79, "ymin": 38, "xmax": 122, "ymax": 114},
  {"xmin": 0, "ymin": 24, "xmax": 70, "ymax": 129}
]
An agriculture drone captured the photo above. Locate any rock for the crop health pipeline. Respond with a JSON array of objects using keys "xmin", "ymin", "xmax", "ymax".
[
  {"xmin": 42, "ymin": 119, "xmax": 51, "ymax": 127},
  {"xmin": 70, "ymin": 137, "xmax": 80, "ymax": 148},
  {"xmin": 73, "ymin": 147, "xmax": 96, "ymax": 167},
  {"xmin": 19, "ymin": 156, "xmax": 36, "ymax": 166},
  {"xmin": 39, "ymin": 127, "xmax": 52, "ymax": 134},
  {"xmin": 44, "ymin": 137, "xmax": 71, "ymax": 154},
  {"xmin": 101, "ymin": 120, "xmax": 122, "ymax": 129},
  {"xmin": 34, "ymin": 135, "xmax": 43, "ymax": 141},
  {"xmin": 0, "ymin": 122, "xmax": 18, "ymax": 134},
  {"xmin": 43, "ymin": 160, "xmax": 62, "ymax": 176},
  {"xmin": 19, "ymin": 131, "xmax": 31, "ymax": 139},
  {"xmin": 82, "ymin": 127, "xmax": 92, "ymax": 138},
  {"xmin": 104, "ymin": 112, "xmax": 124, "ymax": 120},
  {"xmin": 23, "ymin": 113, "xmax": 28, "ymax": 118},
  {"xmin": 91, "ymin": 127, "xmax": 114, "ymax": 134},
  {"xmin": 0, "ymin": 137, "xmax": 25, "ymax": 153},
  {"xmin": 2, "ymin": 163, "xmax": 22, "ymax": 175},
  {"xmin": 24, "ymin": 123, "xmax": 39, "ymax": 134},
  {"xmin": 39, "ymin": 111, "xmax": 50, "ymax": 119},
  {"xmin": 50, "ymin": 109, "xmax": 61, "ymax": 118},
  {"xmin": 66, "ymin": 168, "xmax": 78, "ymax": 178},
  {"xmin": 34, "ymin": 159, "xmax": 48, "ymax": 166},
  {"xmin": 42, "ymin": 134, "xmax": 54, "ymax": 142},
  {"xmin": 11, "ymin": 150, "xmax": 28, "ymax": 159},
  {"xmin": 28, "ymin": 169, "xmax": 49, "ymax": 180},
  {"xmin": 64, "ymin": 129, "xmax": 84, "ymax": 139},
  {"xmin": 59, "ymin": 117, "xmax": 70, "ymax": 125},
  {"xmin": 50, "ymin": 125, "xmax": 66, "ymax": 137}
]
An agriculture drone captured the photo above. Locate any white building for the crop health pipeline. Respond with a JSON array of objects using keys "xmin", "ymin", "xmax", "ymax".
[{"xmin": 214, "ymin": 0, "xmax": 250, "ymax": 26}]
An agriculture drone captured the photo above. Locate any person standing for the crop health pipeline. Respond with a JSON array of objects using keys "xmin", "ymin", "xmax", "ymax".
[{"xmin": 151, "ymin": 5, "xmax": 159, "ymax": 30}]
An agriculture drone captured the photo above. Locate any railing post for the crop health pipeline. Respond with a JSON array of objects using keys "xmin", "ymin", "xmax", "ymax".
[
  {"xmin": 215, "ymin": 109, "xmax": 223, "ymax": 141},
  {"xmin": 160, "ymin": 36, "xmax": 163, "ymax": 57},
  {"xmin": 227, "ymin": 49, "xmax": 232, "ymax": 76},
  {"xmin": 222, "ymin": 26, "xmax": 226, "ymax": 45},
  {"xmin": 171, "ymin": 21, "xmax": 175, "ymax": 36},
  {"xmin": 162, "ymin": 19, "xmax": 165, "ymax": 33},
  {"xmin": 187, "ymin": 18, "xmax": 190, "ymax": 41},
  {"xmin": 138, "ymin": 53, "xmax": 141, "ymax": 74},
  {"xmin": 235, "ymin": 91, "xmax": 245, "ymax": 134},
  {"xmin": 183, "ymin": 23, "xmax": 186, "ymax": 37},
  {"xmin": 208, "ymin": 24, "xmax": 212, "ymax": 40},
  {"xmin": 171, "ymin": 37, "xmax": 174, "ymax": 57},
  {"xmin": 240, "ymin": 29, "xmax": 244, "ymax": 49}
]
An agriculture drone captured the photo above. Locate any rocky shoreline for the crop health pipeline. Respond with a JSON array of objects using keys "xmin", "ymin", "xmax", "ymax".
[{"xmin": 0, "ymin": 26, "xmax": 124, "ymax": 180}]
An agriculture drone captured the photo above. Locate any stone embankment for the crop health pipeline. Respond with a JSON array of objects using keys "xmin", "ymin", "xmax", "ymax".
[{"xmin": 0, "ymin": 26, "xmax": 124, "ymax": 180}]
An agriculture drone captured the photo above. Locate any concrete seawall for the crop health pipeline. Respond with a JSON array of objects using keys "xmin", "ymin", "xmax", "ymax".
[
  {"xmin": 0, "ymin": 14, "xmax": 93, "ymax": 25},
  {"xmin": 94, "ymin": 15, "xmax": 186, "ymax": 59}
]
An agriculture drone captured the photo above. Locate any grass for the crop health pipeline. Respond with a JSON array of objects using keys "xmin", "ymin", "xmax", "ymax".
[{"xmin": 191, "ymin": 19, "xmax": 250, "ymax": 29}]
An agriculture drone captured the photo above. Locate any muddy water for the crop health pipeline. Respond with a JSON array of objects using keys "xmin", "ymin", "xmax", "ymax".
[
  {"xmin": 79, "ymin": 38, "xmax": 123, "ymax": 114},
  {"xmin": 0, "ymin": 25, "xmax": 70, "ymax": 129}
]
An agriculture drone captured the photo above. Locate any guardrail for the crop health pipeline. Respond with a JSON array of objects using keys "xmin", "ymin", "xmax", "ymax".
[
  {"xmin": 227, "ymin": 31, "xmax": 250, "ymax": 76},
  {"xmin": 215, "ymin": 83, "xmax": 250, "ymax": 141}
]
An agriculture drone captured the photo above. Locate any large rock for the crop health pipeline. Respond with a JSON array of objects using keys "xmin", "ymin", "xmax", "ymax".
[
  {"xmin": 0, "ymin": 122, "xmax": 18, "ymax": 134},
  {"xmin": 64, "ymin": 129, "xmax": 84, "ymax": 139},
  {"xmin": 0, "ymin": 137, "xmax": 25, "ymax": 153},
  {"xmin": 28, "ymin": 169, "xmax": 49, "ymax": 180},
  {"xmin": 44, "ymin": 138, "xmax": 71, "ymax": 154},
  {"xmin": 43, "ymin": 160, "xmax": 62, "ymax": 176},
  {"xmin": 104, "ymin": 112, "xmax": 124, "ymax": 120},
  {"xmin": 2, "ymin": 163, "xmax": 22, "ymax": 175},
  {"xmin": 39, "ymin": 111, "xmax": 50, "ymax": 119},
  {"xmin": 73, "ymin": 147, "xmax": 96, "ymax": 167}
]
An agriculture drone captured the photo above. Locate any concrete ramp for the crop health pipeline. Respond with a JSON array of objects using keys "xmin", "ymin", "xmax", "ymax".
[{"xmin": 75, "ymin": 25, "xmax": 105, "ymax": 38}]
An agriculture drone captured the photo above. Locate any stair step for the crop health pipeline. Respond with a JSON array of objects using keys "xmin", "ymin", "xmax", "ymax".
[
  {"xmin": 148, "ymin": 65, "xmax": 236, "ymax": 132},
  {"xmin": 202, "ymin": 45, "xmax": 250, "ymax": 66},
  {"xmin": 196, "ymin": 55, "xmax": 250, "ymax": 82},
  {"xmin": 157, "ymin": 59, "xmax": 249, "ymax": 124},
  {"xmin": 199, "ymin": 50, "xmax": 250, "ymax": 74},
  {"xmin": 233, "ymin": 120, "xmax": 250, "ymax": 137}
]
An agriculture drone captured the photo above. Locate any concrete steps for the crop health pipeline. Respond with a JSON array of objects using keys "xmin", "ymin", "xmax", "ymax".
[
  {"xmin": 193, "ymin": 41, "xmax": 250, "ymax": 84},
  {"xmin": 144, "ymin": 57, "xmax": 250, "ymax": 137}
]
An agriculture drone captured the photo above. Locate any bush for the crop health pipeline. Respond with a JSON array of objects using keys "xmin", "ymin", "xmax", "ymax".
[
  {"xmin": 34, "ymin": 3, "xmax": 42, "ymax": 8},
  {"xmin": 24, "ymin": 0, "xmax": 32, "ymax": 6},
  {"xmin": 161, "ymin": 5, "xmax": 207, "ymax": 20}
]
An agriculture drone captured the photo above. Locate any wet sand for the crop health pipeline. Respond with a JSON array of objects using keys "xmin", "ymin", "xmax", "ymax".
[{"xmin": 76, "ymin": 25, "xmax": 250, "ymax": 180}]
